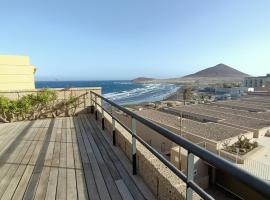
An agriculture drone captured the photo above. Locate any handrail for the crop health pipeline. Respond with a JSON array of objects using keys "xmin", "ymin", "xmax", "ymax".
[{"xmin": 90, "ymin": 91, "xmax": 270, "ymax": 199}]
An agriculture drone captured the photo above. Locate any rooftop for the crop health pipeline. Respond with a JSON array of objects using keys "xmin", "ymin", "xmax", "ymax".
[
  {"xmin": 171, "ymin": 106, "xmax": 270, "ymax": 130},
  {"xmin": 215, "ymin": 100, "xmax": 270, "ymax": 110},
  {"xmin": 195, "ymin": 104, "xmax": 270, "ymax": 122},
  {"xmin": 134, "ymin": 109, "xmax": 249, "ymax": 142}
]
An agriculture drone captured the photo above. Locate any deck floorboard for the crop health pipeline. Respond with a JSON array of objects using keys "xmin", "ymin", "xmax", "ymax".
[{"xmin": 0, "ymin": 114, "xmax": 155, "ymax": 200}]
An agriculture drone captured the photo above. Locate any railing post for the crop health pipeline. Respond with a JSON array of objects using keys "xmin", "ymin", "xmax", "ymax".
[
  {"xmin": 111, "ymin": 106, "xmax": 116, "ymax": 146},
  {"xmin": 95, "ymin": 95, "xmax": 98, "ymax": 120},
  {"xmin": 90, "ymin": 92, "xmax": 94, "ymax": 114},
  {"xmin": 131, "ymin": 117, "xmax": 137, "ymax": 175},
  {"xmin": 101, "ymin": 99, "xmax": 105, "ymax": 130},
  {"xmin": 186, "ymin": 151, "xmax": 194, "ymax": 200}
]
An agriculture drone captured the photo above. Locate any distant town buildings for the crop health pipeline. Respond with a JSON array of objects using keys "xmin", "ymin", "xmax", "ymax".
[
  {"xmin": 244, "ymin": 74, "xmax": 270, "ymax": 88},
  {"xmin": 0, "ymin": 55, "xmax": 36, "ymax": 90}
]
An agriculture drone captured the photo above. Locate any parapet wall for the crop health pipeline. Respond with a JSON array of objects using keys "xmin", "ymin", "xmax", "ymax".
[{"xmin": 0, "ymin": 87, "xmax": 101, "ymax": 115}]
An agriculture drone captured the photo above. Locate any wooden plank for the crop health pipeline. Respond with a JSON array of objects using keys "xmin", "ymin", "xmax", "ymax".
[
  {"xmin": 82, "ymin": 116, "xmax": 121, "ymax": 180},
  {"xmin": 1, "ymin": 165, "xmax": 27, "ymax": 200},
  {"xmin": 44, "ymin": 142, "xmax": 55, "ymax": 166},
  {"xmin": 87, "ymin": 115, "xmax": 155, "ymax": 200},
  {"xmin": 0, "ymin": 164, "xmax": 12, "ymax": 181},
  {"xmin": 67, "ymin": 169, "xmax": 77, "ymax": 200},
  {"xmin": 67, "ymin": 142, "xmax": 75, "ymax": 169},
  {"xmin": 34, "ymin": 167, "xmax": 51, "ymax": 200},
  {"xmin": 61, "ymin": 127, "xmax": 67, "ymax": 143},
  {"xmin": 0, "ymin": 165, "xmax": 18, "ymax": 197},
  {"xmin": 51, "ymin": 142, "xmax": 60, "ymax": 167},
  {"xmin": 23, "ymin": 119, "xmax": 55, "ymax": 200},
  {"xmin": 29, "ymin": 141, "xmax": 43, "ymax": 165},
  {"xmin": 71, "ymin": 128, "xmax": 77, "ymax": 143},
  {"xmin": 50, "ymin": 119, "xmax": 58, "ymax": 142},
  {"xmin": 115, "ymin": 180, "xmax": 135, "ymax": 200},
  {"xmin": 73, "ymin": 141, "xmax": 82, "ymax": 169},
  {"xmin": 55, "ymin": 119, "xmax": 62, "ymax": 142},
  {"xmin": 33, "ymin": 121, "xmax": 46, "ymax": 141},
  {"xmin": 59, "ymin": 141, "xmax": 67, "ymax": 168},
  {"xmin": 56, "ymin": 168, "xmax": 67, "ymax": 200},
  {"xmin": 55, "ymin": 129, "xmax": 62, "ymax": 142},
  {"xmin": 67, "ymin": 129, "xmax": 72, "ymax": 143},
  {"xmin": 39, "ymin": 119, "xmax": 51, "ymax": 141},
  {"xmin": 80, "ymin": 116, "xmax": 122, "ymax": 200},
  {"xmin": 6, "ymin": 141, "xmax": 27, "ymax": 164},
  {"xmin": 0, "ymin": 128, "xmax": 35, "ymax": 198},
  {"xmin": 21, "ymin": 141, "xmax": 38, "ymax": 165},
  {"xmin": 45, "ymin": 167, "xmax": 58, "ymax": 200},
  {"xmin": 73, "ymin": 117, "xmax": 100, "ymax": 200},
  {"xmin": 77, "ymin": 116, "xmax": 111, "ymax": 200},
  {"xmin": 0, "ymin": 122, "xmax": 30, "ymax": 159},
  {"xmin": 12, "ymin": 165, "xmax": 34, "ymax": 200},
  {"xmin": 76, "ymin": 169, "xmax": 89, "ymax": 200}
]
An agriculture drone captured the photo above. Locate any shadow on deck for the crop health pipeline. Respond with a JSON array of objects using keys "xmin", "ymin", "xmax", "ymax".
[{"xmin": 0, "ymin": 114, "xmax": 155, "ymax": 200}]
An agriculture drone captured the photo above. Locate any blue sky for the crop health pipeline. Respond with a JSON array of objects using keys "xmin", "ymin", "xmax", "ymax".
[{"xmin": 0, "ymin": 0, "xmax": 270, "ymax": 80}]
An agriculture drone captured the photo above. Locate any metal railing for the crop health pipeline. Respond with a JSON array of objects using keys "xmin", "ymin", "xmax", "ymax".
[{"xmin": 90, "ymin": 91, "xmax": 270, "ymax": 200}]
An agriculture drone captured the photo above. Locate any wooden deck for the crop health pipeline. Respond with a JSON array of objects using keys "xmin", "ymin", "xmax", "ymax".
[{"xmin": 0, "ymin": 114, "xmax": 155, "ymax": 200}]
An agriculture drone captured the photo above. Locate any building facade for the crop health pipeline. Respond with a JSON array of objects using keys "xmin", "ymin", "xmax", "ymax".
[
  {"xmin": 244, "ymin": 74, "xmax": 270, "ymax": 88},
  {"xmin": 0, "ymin": 55, "xmax": 36, "ymax": 90}
]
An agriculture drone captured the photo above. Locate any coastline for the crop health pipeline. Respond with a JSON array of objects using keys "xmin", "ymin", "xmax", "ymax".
[{"xmin": 35, "ymin": 80, "xmax": 179, "ymax": 105}]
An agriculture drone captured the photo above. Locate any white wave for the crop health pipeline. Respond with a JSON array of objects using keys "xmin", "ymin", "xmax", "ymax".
[
  {"xmin": 103, "ymin": 83, "xmax": 178, "ymax": 103},
  {"xmin": 113, "ymin": 81, "xmax": 132, "ymax": 85}
]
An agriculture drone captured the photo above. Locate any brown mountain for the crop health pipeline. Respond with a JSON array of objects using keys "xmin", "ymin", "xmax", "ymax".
[
  {"xmin": 185, "ymin": 63, "xmax": 249, "ymax": 78},
  {"xmin": 132, "ymin": 77, "xmax": 154, "ymax": 83}
]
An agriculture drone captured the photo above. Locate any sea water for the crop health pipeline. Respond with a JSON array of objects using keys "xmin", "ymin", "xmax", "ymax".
[{"xmin": 36, "ymin": 80, "xmax": 179, "ymax": 105}]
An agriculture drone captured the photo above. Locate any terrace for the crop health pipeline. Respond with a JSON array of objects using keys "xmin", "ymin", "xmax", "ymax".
[
  {"xmin": 0, "ymin": 115, "xmax": 155, "ymax": 200},
  {"xmin": 0, "ymin": 90, "xmax": 269, "ymax": 200}
]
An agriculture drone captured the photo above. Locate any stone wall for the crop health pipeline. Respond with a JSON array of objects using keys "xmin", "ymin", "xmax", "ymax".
[{"xmin": 0, "ymin": 87, "xmax": 101, "ymax": 115}]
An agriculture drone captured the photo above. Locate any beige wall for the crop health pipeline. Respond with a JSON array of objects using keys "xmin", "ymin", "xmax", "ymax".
[
  {"xmin": 170, "ymin": 146, "xmax": 209, "ymax": 189},
  {"xmin": 114, "ymin": 112, "xmax": 174, "ymax": 154},
  {"xmin": 0, "ymin": 55, "xmax": 36, "ymax": 90},
  {"xmin": 0, "ymin": 87, "xmax": 101, "ymax": 115}
]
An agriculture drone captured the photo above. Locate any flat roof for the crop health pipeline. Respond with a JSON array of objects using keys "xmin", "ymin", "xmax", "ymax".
[
  {"xmin": 135, "ymin": 109, "xmax": 249, "ymax": 142},
  {"xmin": 171, "ymin": 106, "xmax": 270, "ymax": 130},
  {"xmin": 195, "ymin": 104, "xmax": 270, "ymax": 122}
]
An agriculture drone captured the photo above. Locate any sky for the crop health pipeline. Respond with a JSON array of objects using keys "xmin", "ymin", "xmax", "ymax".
[{"xmin": 0, "ymin": 0, "xmax": 270, "ymax": 80}]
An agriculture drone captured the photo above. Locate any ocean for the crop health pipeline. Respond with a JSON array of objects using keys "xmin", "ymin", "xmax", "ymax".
[{"xmin": 36, "ymin": 80, "xmax": 179, "ymax": 105}]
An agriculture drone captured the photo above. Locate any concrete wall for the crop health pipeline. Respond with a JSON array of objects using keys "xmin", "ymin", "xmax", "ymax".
[
  {"xmin": 0, "ymin": 87, "xmax": 101, "ymax": 115},
  {"xmin": 0, "ymin": 55, "xmax": 36, "ymax": 90},
  {"xmin": 114, "ymin": 112, "xmax": 174, "ymax": 154},
  {"xmin": 216, "ymin": 169, "xmax": 267, "ymax": 200},
  {"xmin": 170, "ymin": 146, "xmax": 209, "ymax": 189}
]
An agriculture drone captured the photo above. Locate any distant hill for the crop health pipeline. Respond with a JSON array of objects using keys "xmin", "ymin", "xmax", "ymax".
[
  {"xmin": 132, "ymin": 77, "xmax": 154, "ymax": 83},
  {"xmin": 185, "ymin": 63, "xmax": 249, "ymax": 78}
]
